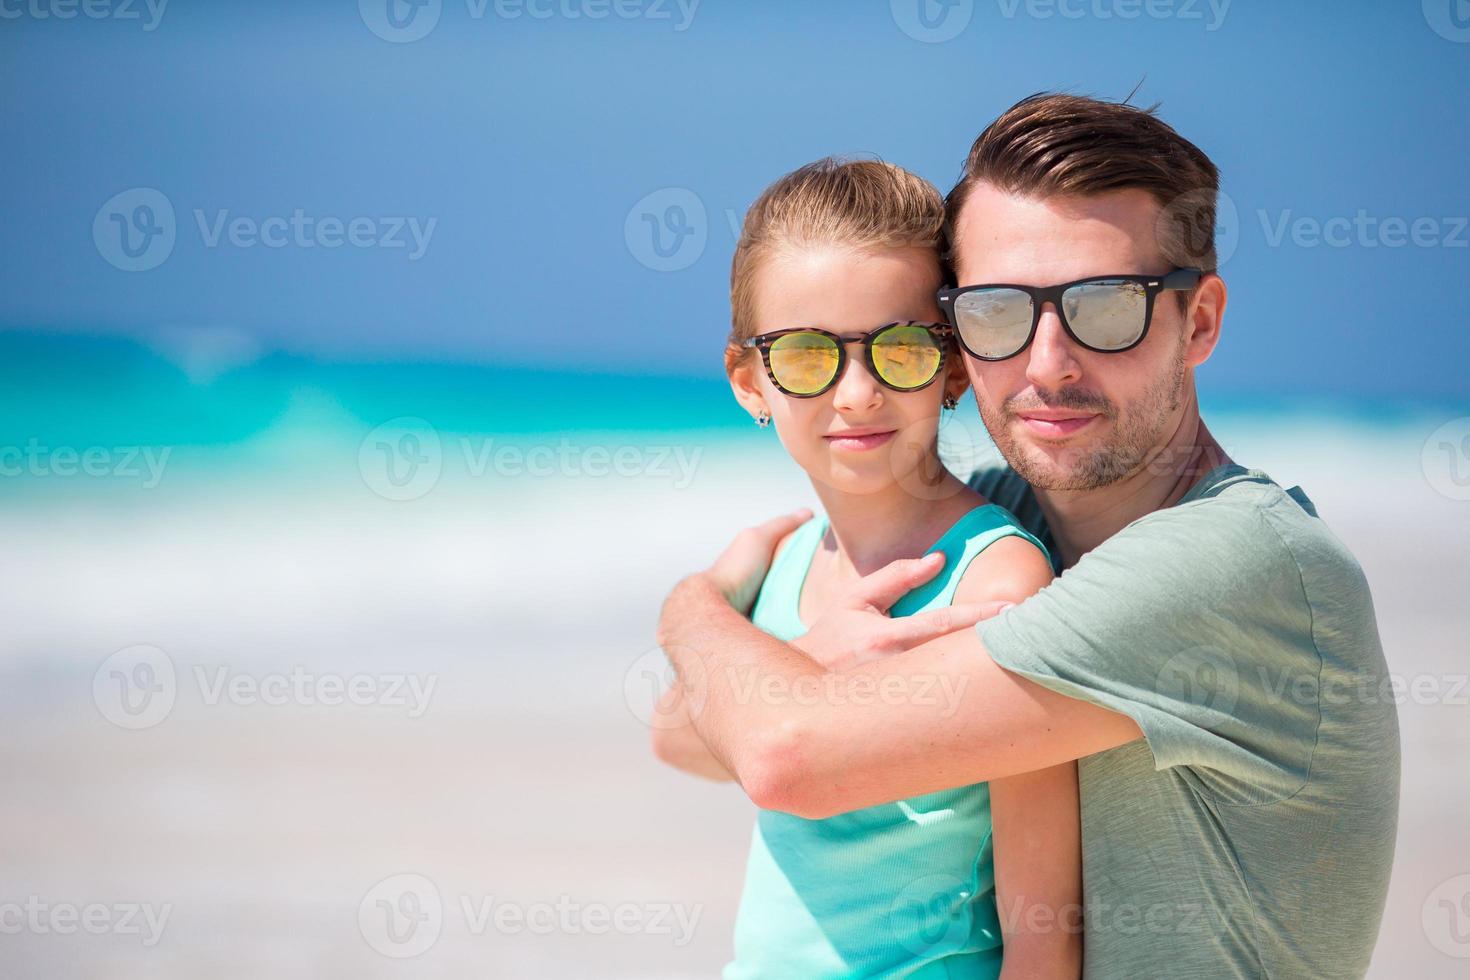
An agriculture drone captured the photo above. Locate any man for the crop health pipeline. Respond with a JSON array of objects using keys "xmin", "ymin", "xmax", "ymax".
[{"xmin": 655, "ymin": 93, "xmax": 1399, "ymax": 978}]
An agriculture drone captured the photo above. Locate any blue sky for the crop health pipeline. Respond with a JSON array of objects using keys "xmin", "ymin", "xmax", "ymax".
[{"xmin": 2, "ymin": 0, "xmax": 1467, "ymax": 404}]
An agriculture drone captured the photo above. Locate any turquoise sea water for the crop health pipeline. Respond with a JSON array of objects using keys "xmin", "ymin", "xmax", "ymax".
[{"xmin": 2, "ymin": 329, "xmax": 1464, "ymax": 501}]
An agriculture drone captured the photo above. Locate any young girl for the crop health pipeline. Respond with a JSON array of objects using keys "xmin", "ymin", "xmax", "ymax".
[{"xmin": 654, "ymin": 158, "xmax": 1081, "ymax": 978}]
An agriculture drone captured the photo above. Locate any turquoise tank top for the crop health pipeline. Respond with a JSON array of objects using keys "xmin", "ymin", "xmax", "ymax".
[{"xmin": 724, "ymin": 503, "xmax": 1049, "ymax": 980}]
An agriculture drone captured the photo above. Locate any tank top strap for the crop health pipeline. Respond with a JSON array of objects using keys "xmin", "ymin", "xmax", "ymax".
[
  {"xmin": 888, "ymin": 504, "xmax": 1050, "ymax": 617},
  {"xmin": 749, "ymin": 513, "xmax": 829, "ymax": 641}
]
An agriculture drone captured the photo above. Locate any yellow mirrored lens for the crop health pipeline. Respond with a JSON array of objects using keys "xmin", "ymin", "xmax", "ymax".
[
  {"xmin": 871, "ymin": 325, "xmax": 942, "ymax": 389},
  {"xmin": 768, "ymin": 332, "xmax": 840, "ymax": 394}
]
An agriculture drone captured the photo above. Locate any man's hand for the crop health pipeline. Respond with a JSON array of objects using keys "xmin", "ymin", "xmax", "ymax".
[
  {"xmin": 701, "ymin": 508, "xmax": 813, "ymax": 614},
  {"xmin": 794, "ymin": 552, "xmax": 1013, "ymax": 671}
]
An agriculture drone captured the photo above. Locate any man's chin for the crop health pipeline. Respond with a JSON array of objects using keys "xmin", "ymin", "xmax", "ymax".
[{"xmin": 1007, "ymin": 440, "xmax": 1116, "ymax": 492}]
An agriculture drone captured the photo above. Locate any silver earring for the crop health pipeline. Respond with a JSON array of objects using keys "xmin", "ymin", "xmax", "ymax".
[
  {"xmin": 755, "ymin": 411, "xmax": 771, "ymax": 428},
  {"xmin": 942, "ymin": 394, "xmax": 958, "ymax": 411}
]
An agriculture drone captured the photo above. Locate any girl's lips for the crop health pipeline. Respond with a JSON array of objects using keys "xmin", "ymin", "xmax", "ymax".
[
  {"xmin": 1017, "ymin": 414, "xmax": 1099, "ymax": 438},
  {"xmin": 824, "ymin": 429, "xmax": 897, "ymax": 452}
]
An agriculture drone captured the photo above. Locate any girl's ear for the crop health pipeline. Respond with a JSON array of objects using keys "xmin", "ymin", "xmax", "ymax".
[
  {"xmin": 726, "ymin": 346, "xmax": 771, "ymax": 422},
  {"xmin": 942, "ymin": 348, "xmax": 971, "ymax": 404}
]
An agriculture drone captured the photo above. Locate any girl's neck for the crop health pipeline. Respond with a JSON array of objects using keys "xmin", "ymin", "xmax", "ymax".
[{"xmin": 808, "ymin": 464, "xmax": 984, "ymax": 578}]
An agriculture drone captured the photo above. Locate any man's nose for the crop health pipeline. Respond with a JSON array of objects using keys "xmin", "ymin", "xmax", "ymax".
[{"xmin": 1024, "ymin": 302, "xmax": 1084, "ymax": 390}]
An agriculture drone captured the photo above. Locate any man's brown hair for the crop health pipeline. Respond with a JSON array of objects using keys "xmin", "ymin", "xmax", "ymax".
[{"xmin": 944, "ymin": 92, "xmax": 1222, "ymax": 286}]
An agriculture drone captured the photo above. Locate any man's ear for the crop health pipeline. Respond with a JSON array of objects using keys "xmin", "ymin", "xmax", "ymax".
[
  {"xmin": 1184, "ymin": 273, "xmax": 1227, "ymax": 369},
  {"xmin": 726, "ymin": 346, "xmax": 771, "ymax": 421}
]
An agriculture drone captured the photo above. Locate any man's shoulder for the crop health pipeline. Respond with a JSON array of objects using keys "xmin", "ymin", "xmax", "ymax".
[{"xmin": 1144, "ymin": 464, "xmax": 1367, "ymax": 588}]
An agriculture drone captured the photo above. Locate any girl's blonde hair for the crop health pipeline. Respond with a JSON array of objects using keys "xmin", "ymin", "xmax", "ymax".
[{"xmin": 726, "ymin": 157, "xmax": 946, "ymax": 357}]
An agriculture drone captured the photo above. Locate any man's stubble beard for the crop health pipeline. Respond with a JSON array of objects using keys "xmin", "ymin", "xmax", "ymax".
[{"xmin": 979, "ymin": 339, "xmax": 1190, "ymax": 492}]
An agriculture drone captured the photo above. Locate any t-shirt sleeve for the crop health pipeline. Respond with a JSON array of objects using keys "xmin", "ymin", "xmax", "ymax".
[{"xmin": 977, "ymin": 496, "xmax": 1323, "ymax": 805}]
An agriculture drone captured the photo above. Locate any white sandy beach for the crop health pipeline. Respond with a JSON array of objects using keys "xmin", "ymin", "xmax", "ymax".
[{"xmin": 0, "ymin": 413, "xmax": 1465, "ymax": 977}]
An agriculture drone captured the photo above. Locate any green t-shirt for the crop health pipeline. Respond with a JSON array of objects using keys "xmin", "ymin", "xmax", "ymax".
[{"xmin": 967, "ymin": 457, "xmax": 1400, "ymax": 979}]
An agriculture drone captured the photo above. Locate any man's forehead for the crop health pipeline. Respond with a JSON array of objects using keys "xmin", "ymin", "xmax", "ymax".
[{"xmin": 952, "ymin": 184, "xmax": 1168, "ymax": 283}]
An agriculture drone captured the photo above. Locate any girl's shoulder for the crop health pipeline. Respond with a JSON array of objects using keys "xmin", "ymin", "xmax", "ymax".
[
  {"xmin": 943, "ymin": 498, "xmax": 1046, "ymax": 556},
  {"xmin": 950, "ymin": 518, "xmax": 1055, "ymax": 608}
]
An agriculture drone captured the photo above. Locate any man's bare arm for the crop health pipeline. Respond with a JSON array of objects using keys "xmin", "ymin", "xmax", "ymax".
[
  {"xmin": 649, "ymin": 685, "xmax": 734, "ymax": 782},
  {"xmin": 657, "ymin": 517, "xmax": 1142, "ymax": 819}
]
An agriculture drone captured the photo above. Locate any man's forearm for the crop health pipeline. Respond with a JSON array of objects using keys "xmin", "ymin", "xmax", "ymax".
[
  {"xmin": 658, "ymin": 572, "xmax": 1142, "ymax": 818},
  {"xmin": 656, "ymin": 572, "xmax": 828, "ymax": 803},
  {"xmin": 650, "ymin": 685, "xmax": 734, "ymax": 782}
]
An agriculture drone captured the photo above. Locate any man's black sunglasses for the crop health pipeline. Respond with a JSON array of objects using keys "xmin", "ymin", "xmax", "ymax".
[{"xmin": 936, "ymin": 268, "xmax": 1203, "ymax": 361}]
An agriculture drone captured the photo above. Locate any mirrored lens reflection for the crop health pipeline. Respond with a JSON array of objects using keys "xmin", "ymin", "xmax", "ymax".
[
  {"xmin": 769, "ymin": 332, "xmax": 841, "ymax": 394},
  {"xmin": 1062, "ymin": 280, "xmax": 1148, "ymax": 350},
  {"xmin": 871, "ymin": 324, "xmax": 943, "ymax": 389},
  {"xmin": 954, "ymin": 288, "xmax": 1033, "ymax": 359}
]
